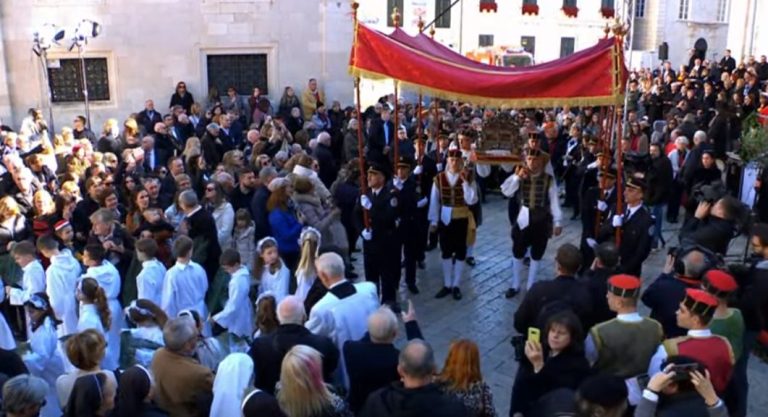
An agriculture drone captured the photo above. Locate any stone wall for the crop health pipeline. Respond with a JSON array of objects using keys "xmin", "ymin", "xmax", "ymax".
[{"xmin": 0, "ymin": 0, "xmax": 353, "ymax": 131}]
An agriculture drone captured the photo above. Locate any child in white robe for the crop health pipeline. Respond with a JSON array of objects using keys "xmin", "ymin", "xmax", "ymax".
[
  {"xmin": 22, "ymin": 292, "xmax": 66, "ymax": 417},
  {"xmin": 76, "ymin": 277, "xmax": 114, "ymax": 370},
  {"xmin": 255, "ymin": 237, "xmax": 290, "ymax": 304},
  {"xmin": 294, "ymin": 228, "xmax": 321, "ymax": 302},
  {"xmin": 161, "ymin": 236, "xmax": 209, "ymax": 320},
  {"xmin": 134, "ymin": 238, "xmax": 167, "ymax": 306},
  {"xmin": 5, "ymin": 241, "xmax": 46, "ymax": 310},
  {"xmin": 37, "ymin": 235, "xmax": 81, "ymax": 338},
  {"xmin": 122, "ymin": 299, "xmax": 166, "ymax": 368},
  {"xmin": 82, "ymin": 244, "xmax": 123, "ymax": 371},
  {"xmin": 213, "ymin": 249, "xmax": 255, "ymax": 340}
]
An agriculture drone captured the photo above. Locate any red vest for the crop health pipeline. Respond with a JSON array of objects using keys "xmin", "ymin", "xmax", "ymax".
[{"xmin": 663, "ymin": 335, "xmax": 734, "ymax": 393}]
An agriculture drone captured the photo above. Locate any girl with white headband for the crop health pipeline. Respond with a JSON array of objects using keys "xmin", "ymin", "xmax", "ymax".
[
  {"xmin": 254, "ymin": 237, "xmax": 290, "ymax": 304},
  {"xmin": 121, "ymin": 299, "xmax": 167, "ymax": 369}
]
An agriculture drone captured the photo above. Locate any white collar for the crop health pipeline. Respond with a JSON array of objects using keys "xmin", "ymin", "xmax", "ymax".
[
  {"xmin": 617, "ymin": 312, "xmax": 642, "ymax": 322},
  {"xmin": 185, "ymin": 206, "xmax": 202, "ymax": 218},
  {"xmin": 22, "ymin": 260, "xmax": 41, "ymax": 272},
  {"xmin": 687, "ymin": 329, "xmax": 712, "ymax": 337},
  {"xmin": 328, "ymin": 279, "xmax": 348, "ymax": 290}
]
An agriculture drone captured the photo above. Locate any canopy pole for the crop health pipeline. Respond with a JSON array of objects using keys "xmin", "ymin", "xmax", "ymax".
[
  {"xmin": 433, "ymin": 101, "xmax": 440, "ymax": 166},
  {"xmin": 594, "ymin": 106, "xmax": 608, "ymax": 238},
  {"xmin": 393, "ymin": 81, "xmax": 399, "ymax": 170},
  {"xmin": 351, "ymin": 1, "xmax": 369, "ymax": 228}
]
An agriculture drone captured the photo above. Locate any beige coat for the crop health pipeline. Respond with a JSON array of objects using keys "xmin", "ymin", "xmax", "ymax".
[{"xmin": 151, "ymin": 347, "xmax": 214, "ymax": 417}]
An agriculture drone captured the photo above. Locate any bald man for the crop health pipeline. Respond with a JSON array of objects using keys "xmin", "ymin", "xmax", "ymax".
[
  {"xmin": 248, "ymin": 296, "xmax": 338, "ymax": 395},
  {"xmin": 360, "ymin": 340, "xmax": 467, "ymax": 417},
  {"xmin": 344, "ymin": 303, "xmax": 423, "ymax": 413}
]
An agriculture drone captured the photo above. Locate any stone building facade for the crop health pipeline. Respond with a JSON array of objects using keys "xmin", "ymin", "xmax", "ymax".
[{"xmin": 0, "ymin": 0, "xmax": 354, "ymax": 130}]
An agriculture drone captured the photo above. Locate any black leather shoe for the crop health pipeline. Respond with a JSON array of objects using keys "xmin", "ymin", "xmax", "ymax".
[
  {"xmin": 407, "ymin": 283, "xmax": 420, "ymax": 294},
  {"xmin": 452, "ymin": 287, "xmax": 463, "ymax": 300},
  {"xmin": 465, "ymin": 257, "xmax": 477, "ymax": 267},
  {"xmin": 505, "ymin": 288, "xmax": 519, "ymax": 299},
  {"xmin": 435, "ymin": 287, "xmax": 452, "ymax": 299}
]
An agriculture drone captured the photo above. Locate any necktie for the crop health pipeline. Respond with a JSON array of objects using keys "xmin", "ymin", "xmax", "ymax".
[{"xmin": 384, "ymin": 124, "xmax": 389, "ymax": 146}]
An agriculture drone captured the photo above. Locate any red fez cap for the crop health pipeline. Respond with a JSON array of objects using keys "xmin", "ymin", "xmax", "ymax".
[
  {"xmin": 702, "ymin": 270, "xmax": 738, "ymax": 298},
  {"xmin": 682, "ymin": 288, "xmax": 718, "ymax": 318},
  {"xmin": 607, "ymin": 274, "xmax": 642, "ymax": 298}
]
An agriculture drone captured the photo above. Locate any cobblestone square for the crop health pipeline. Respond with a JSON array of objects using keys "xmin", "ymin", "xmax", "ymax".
[{"xmin": 357, "ymin": 196, "xmax": 768, "ymax": 416}]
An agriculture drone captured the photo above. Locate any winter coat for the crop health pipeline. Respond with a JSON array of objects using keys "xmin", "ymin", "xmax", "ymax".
[{"xmin": 292, "ymin": 193, "xmax": 348, "ymax": 253}]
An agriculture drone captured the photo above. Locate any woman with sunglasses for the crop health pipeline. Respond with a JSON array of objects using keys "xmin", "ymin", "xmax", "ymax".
[
  {"xmin": 22, "ymin": 292, "xmax": 66, "ymax": 417},
  {"xmin": 170, "ymin": 81, "xmax": 194, "ymax": 115}
]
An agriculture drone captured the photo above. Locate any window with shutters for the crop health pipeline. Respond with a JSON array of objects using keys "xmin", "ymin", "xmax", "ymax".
[
  {"xmin": 207, "ymin": 54, "xmax": 268, "ymax": 96},
  {"xmin": 435, "ymin": 0, "xmax": 452, "ymax": 28},
  {"xmin": 678, "ymin": 0, "xmax": 690, "ymax": 20},
  {"xmin": 521, "ymin": 36, "xmax": 536, "ymax": 56},
  {"xmin": 560, "ymin": 37, "xmax": 575, "ymax": 58},
  {"xmin": 47, "ymin": 57, "xmax": 110, "ymax": 103},
  {"xmin": 478, "ymin": 34, "xmax": 494, "ymax": 47},
  {"xmin": 386, "ymin": 0, "xmax": 405, "ymax": 27},
  {"xmin": 635, "ymin": 0, "xmax": 645, "ymax": 18},
  {"xmin": 716, "ymin": 0, "xmax": 728, "ymax": 22}
]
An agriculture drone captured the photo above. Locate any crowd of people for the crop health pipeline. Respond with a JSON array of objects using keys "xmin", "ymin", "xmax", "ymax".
[{"xmin": 0, "ymin": 45, "xmax": 767, "ymax": 417}]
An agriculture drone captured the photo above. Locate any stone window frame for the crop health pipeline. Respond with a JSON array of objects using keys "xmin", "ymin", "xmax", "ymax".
[
  {"xmin": 200, "ymin": 46, "xmax": 278, "ymax": 102},
  {"xmin": 43, "ymin": 50, "xmax": 118, "ymax": 110}
]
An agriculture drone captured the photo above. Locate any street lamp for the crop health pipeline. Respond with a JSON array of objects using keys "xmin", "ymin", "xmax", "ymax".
[
  {"xmin": 69, "ymin": 19, "xmax": 101, "ymax": 130},
  {"xmin": 32, "ymin": 23, "xmax": 65, "ymax": 135}
]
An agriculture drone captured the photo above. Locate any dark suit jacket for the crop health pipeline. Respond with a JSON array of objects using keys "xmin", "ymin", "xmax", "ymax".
[
  {"xmin": 137, "ymin": 109, "xmax": 163, "ymax": 134},
  {"xmin": 343, "ymin": 321, "xmax": 423, "ymax": 413},
  {"xmin": 514, "ymin": 275, "xmax": 593, "ymax": 334},
  {"xmin": 250, "ymin": 185, "xmax": 272, "ymax": 241},
  {"xmin": 642, "ymin": 273, "xmax": 697, "ymax": 337},
  {"xmin": 249, "ymin": 323, "xmax": 339, "ymax": 395},
  {"xmin": 314, "ymin": 143, "xmax": 337, "ymax": 188},
  {"xmin": 366, "ymin": 118, "xmax": 395, "ymax": 165},
  {"xmin": 598, "ymin": 205, "xmax": 653, "ymax": 277},
  {"xmin": 186, "ymin": 207, "xmax": 222, "ymax": 280}
]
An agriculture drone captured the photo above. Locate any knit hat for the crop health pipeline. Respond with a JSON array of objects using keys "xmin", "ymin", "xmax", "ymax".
[{"xmin": 578, "ymin": 375, "xmax": 628, "ymax": 408}]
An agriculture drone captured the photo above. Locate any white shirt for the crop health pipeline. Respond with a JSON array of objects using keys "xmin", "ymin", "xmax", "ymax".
[
  {"xmin": 625, "ymin": 203, "xmax": 642, "ymax": 221},
  {"xmin": 45, "ymin": 251, "xmax": 82, "ymax": 337},
  {"xmin": 306, "ymin": 280, "xmax": 380, "ymax": 388},
  {"xmin": 9, "ymin": 260, "xmax": 46, "ymax": 305},
  {"xmin": 213, "ymin": 266, "xmax": 253, "ymax": 338},
  {"xmin": 136, "ymin": 259, "xmax": 167, "ymax": 306},
  {"xmin": 427, "ymin": 171, "xmax": 479, "ymax": 226},
  {"xmin": 258, "ymin": 262, "xmax": 290, "ymax": 304},
  {"xmin": 162, "ymin": 260, "xmax": 209, "ymax": 318},
  {"xmin": 500, "ymin": 173, "xmax": 563, "ymax": 228}
]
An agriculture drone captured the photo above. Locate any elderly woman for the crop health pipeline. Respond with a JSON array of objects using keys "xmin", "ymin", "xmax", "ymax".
[
  {"xmin": 3, "ymin": 375, "xmax": 50, "ymax": 417},
  {"xmin": 291, "ymin": 177, "xmax": 348, "ymax": 266}
]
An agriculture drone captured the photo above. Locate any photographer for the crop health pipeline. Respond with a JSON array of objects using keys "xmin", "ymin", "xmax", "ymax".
[
  {"xmin": 684, "ymin": 149, "xmax": 722, "ymax": 218},
  {"xmin": 637, "ymin": 358, "xmax": 728, "ymax": 417},
  {"xmin": 679, "ymin": 195, "xmax": 743, "ymax": 256}
]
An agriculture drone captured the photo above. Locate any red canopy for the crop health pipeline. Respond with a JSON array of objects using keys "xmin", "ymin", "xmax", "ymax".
[{"xmin": 349, "ymin": 23, "xmax": 627, "ymax": 108}]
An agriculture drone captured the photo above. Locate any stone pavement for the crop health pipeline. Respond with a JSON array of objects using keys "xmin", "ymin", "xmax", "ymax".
[{"xmin": 353, "ymin": 194, "xmax": 768, "ymax": 416}]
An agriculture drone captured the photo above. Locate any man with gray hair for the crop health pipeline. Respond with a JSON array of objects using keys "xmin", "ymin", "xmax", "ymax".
[
  {"xmin": 344, "ymin": 302, "xmax": 424, "ymax": 412},
  {"xmin": 667, "ymin": 135, "xmax": 690, "ymax": 223},
  {"xmin": 360, "ymin": 339, "xmax": 467, "ymax": 417},
  {"xmin": 681, "ymin": 130, "xmax": 709, "ymax": 191},
  {"xmin": 248, "ymin": 295, "xmax": 339, "ymax": 395},
  {"xmin": 2, "ymin": 374, "xmax": 48, "ymax": 417},
  {"xmin": 152, "ymin": 317, "xmax": 214, "ymax": 416},
  {"xmin": 314, "ymin": 131, "xmax": 337, "ymax": 187},
  {"xmin": 306, "ymin": 252, "xmax": 379, "ymax": 388},
  {"xmin": 179, "ymin": 189, "xmax": 221, "ymax": 280}
]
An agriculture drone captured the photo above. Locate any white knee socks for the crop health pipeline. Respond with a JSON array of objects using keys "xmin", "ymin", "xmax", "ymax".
[
  {"xmin": 527, "ymin": 259, "xmax": 540, "ymax": 290},
  {"xmin": 452, "ymin": 261, "xmax": 464, "ymax": 288},
  {"xmin": 442, "ymin": 259, "xmax": 453, "ymax": 288},
  {"xmin": 511, "ymin": 257, "xmax": 524, "ymax": 290}
]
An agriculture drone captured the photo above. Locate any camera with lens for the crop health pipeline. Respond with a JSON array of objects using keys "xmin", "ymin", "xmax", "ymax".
[{"xmin": 691, "ymin": 182, "xmax": 727, "ymax": 203}]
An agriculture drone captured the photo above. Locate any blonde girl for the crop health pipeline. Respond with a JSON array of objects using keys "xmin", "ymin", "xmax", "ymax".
[
  {"xmin": 254, "ymin": 237, "xmax": 289, "ymax": 304},
  {"xmin": 294, "ymin": 227, "xmax": 321, "ymax": 302}
]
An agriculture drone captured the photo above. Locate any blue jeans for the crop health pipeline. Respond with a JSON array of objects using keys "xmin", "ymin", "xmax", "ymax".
[{"xmin": 651, "ymin": 204, "xmax": 666, "ymax": 248}]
